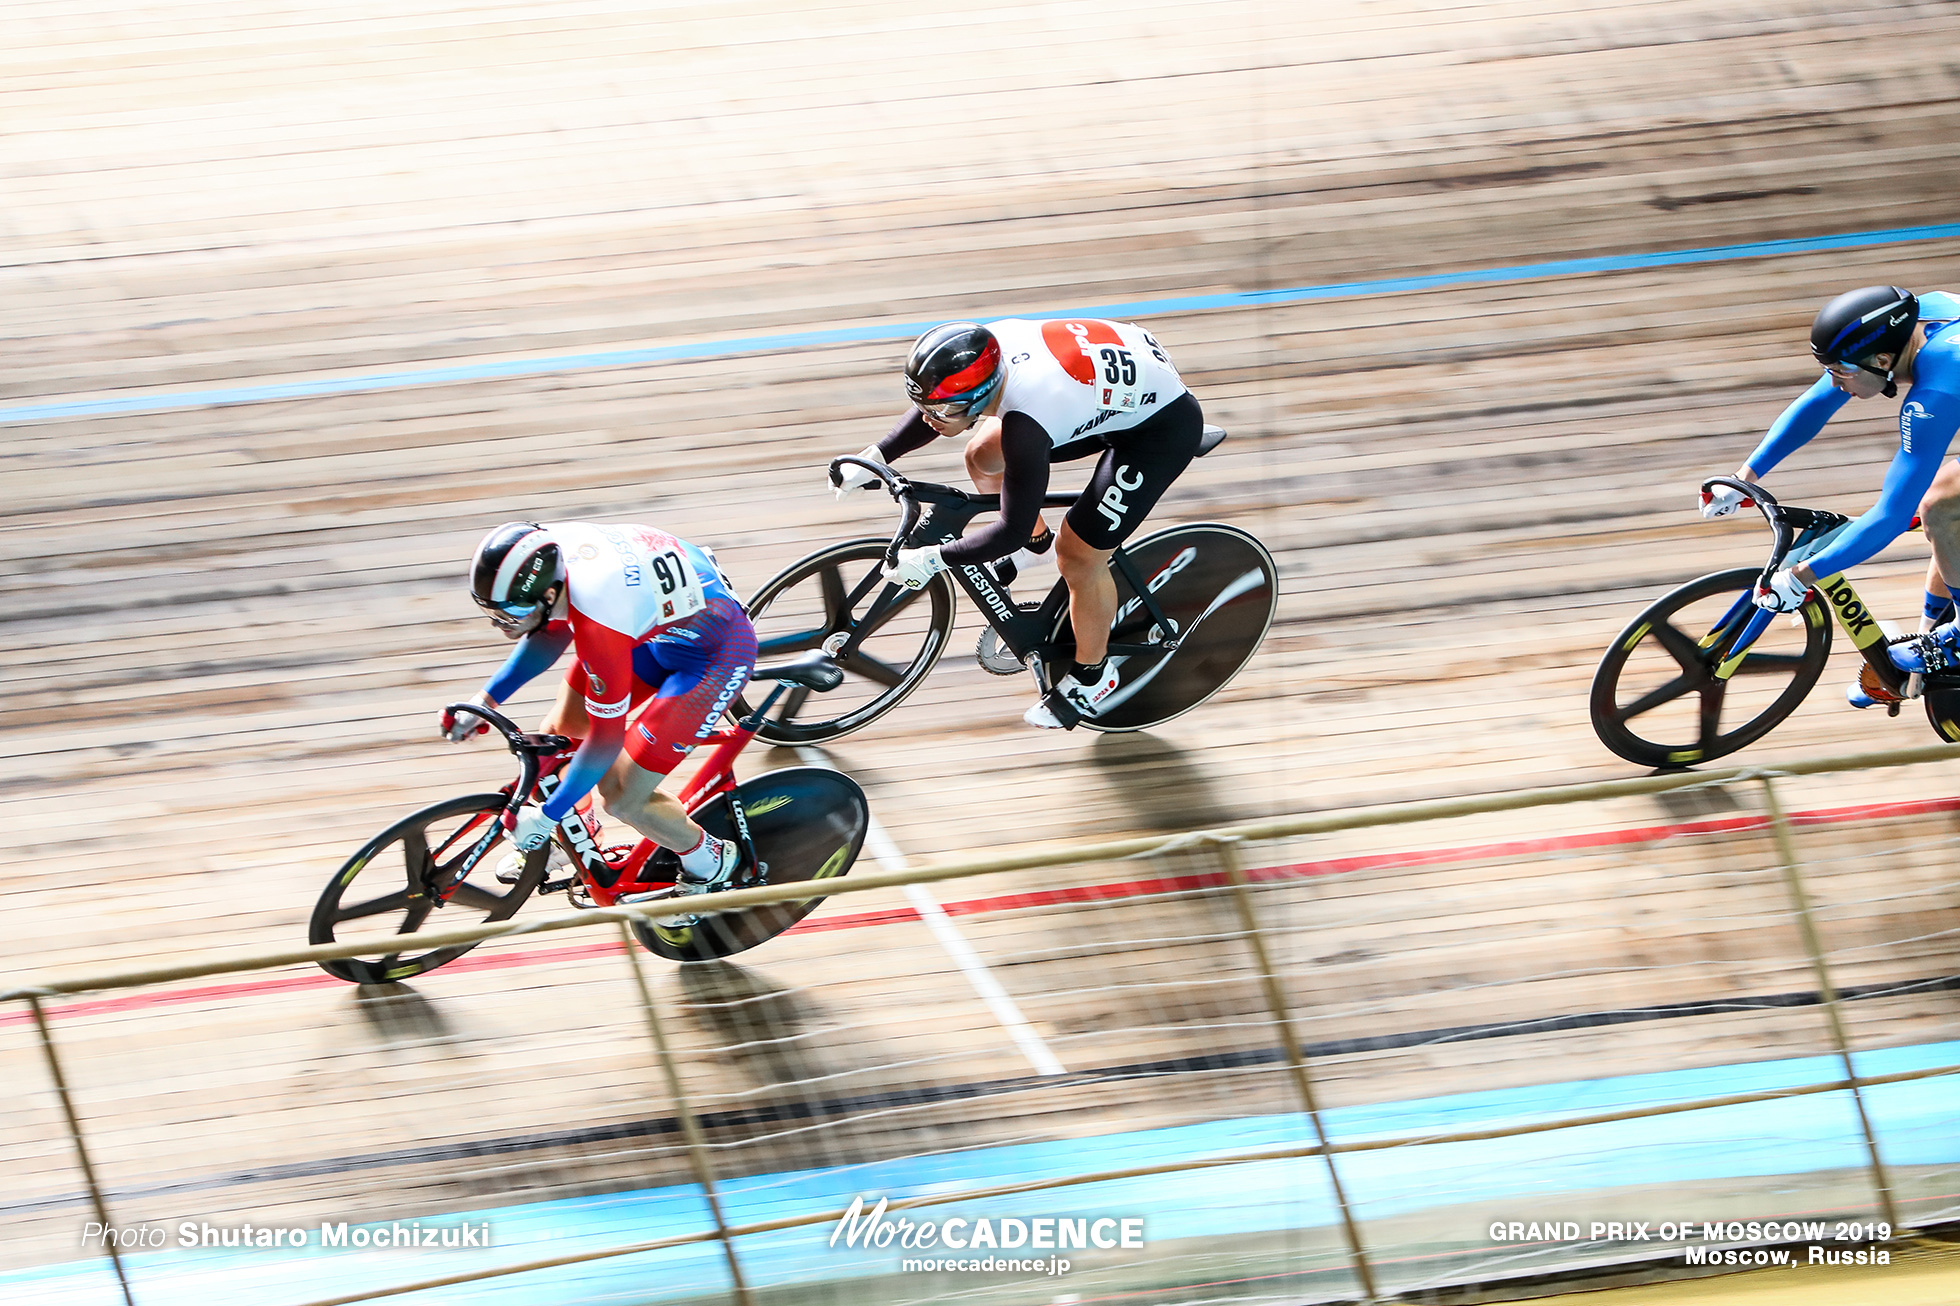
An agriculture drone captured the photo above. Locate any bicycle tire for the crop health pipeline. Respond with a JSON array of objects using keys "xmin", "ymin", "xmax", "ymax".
[
  {"xmin": 737, "ymin": 539, "xmax": 956, "ymax": 743},
  {"xmin": 630, "ymin": 766, "xmax": 868, "ymax": 962},
  {"xmin": 310, "ymin": 793, "xmax": 545, "ymax": 984},
  {"xmin": 1924, "ymin": 675, "xmax": 1960, "ymax": 742},
  {"xmin": 1044, "ymin": 522, "xmax": 1277, "ymax": 732},
  {"xmin": 1590, "ymin": 566, "xmax": 1832, "ymax": 769}
]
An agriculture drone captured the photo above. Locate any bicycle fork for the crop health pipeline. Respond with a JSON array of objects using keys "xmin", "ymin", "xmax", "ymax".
[{"xmin": 1707, "ymin": 573, "xmax": 1908, "ymax": 709}]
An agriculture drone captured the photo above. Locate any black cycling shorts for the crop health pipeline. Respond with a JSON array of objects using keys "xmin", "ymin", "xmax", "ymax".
[{"xmin": 1058, "ymin": 391, "xmax": 1204, "ymax": 550}]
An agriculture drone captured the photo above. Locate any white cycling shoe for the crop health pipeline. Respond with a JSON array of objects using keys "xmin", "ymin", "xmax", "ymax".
[
  {"xmin": 647, "ymin": 835, "xmax": 744, "ymax": 927},
  {"xmin": 1025, "ymin": 662, "xmax": 1120, "ymax": 729},
  {"xmin": 495, "ymin": 841, "xmax": 568, "ymax": 885}
]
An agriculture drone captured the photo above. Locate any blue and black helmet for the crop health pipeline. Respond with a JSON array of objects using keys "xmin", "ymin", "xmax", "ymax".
[{"xmin": 1810, "ymin": 286, "xmax": 1918, "ymax": 370}]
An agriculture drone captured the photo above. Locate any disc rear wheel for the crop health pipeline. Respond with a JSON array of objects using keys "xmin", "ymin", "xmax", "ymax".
[
  {"xmin": 1046, "ymin": 523, "xmax": 1277, "ymax": 732},
  {"xmin": 631, "ymin": 767, "xmax": 868, "ymax": 961}
]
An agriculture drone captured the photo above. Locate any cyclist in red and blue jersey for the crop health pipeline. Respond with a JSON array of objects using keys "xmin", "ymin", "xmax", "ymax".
[
  {"xmin": 440, "ymin": 521, "xmax": 756, "ymax": 897},
  {"xmin": 1698, "ymin": 286, "xmax": 1960, "ymax": 682}
]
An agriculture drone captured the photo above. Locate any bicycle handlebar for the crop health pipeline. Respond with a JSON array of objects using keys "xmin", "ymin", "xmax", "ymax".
[
  {"xmin": 444, "ymin": 702, "xmax": 569, "ymax": 814},
  {"xmin": 830, "ymin": 455, "xmax": 920, "ymax": 566},
  {"xmin": 1700, "ymin": 476, "xmax": 1795, "ymax": 589},
  {"xmin": 828, "ymin": 453, "xmax": 1081, "ymax": 565}
]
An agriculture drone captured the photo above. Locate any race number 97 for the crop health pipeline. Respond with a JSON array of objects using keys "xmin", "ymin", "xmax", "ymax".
[{"xmin": 651, "ymin": 551, "xmax": 684, "ymax": 595}]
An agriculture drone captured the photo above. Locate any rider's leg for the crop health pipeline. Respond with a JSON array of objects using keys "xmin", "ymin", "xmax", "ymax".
[
  {"xmin": 1056, "ymin": 526, "xmax": 1118, "ymax": 664},
  {"xmin": 1920, "ymin": 463, "xmax": 1960, "ymax": 629},
  {"xmin": 1888, "ymin": 465, "xmax": 1960, "ymax": 675},
  {"xmin": 596, "ymin": 758, "xmax": 704, "ymax": 852},
  {"xmin": 1056, "ymin": 393, "xmax": 1208, "ymax": 669},
  {"xmin": 600, "ymin": 597, "xmax": 757, "ymax": 880}
]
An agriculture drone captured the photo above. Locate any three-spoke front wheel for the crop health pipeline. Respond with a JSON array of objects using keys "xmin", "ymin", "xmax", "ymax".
[
  {"xmin": 737, "ymin": 539, "xmax": 956, "ymax": 743},
  {"xmin": 1590, "ymin": 567, "xmax": 1832, "ymax": 769},
  {"xmin": 310, "ymin": 793, "xmax": 544, "ymax": 984}
]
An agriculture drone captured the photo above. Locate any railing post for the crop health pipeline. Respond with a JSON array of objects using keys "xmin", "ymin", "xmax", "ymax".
[
  {"xmin": 1217, "ymin": 840, "xmax": 1381, "ymax": 1302},
  {"xmin": 27, "ymin": 994, "xmax": 137, "ymax": 1306},
  {"xmin": 1757, "ymin": 775, "xmax": 1901, "ymax": 1230},
  {"xmin": 617, "ymin": 923, "xmax": 755, "ymax": 1306}
]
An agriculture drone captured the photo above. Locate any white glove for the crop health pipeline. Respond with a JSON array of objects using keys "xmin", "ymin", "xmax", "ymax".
[
  {"xmin": 1753, "ymin": 566, "xmax": 1811, "ymax": 613},
  {"xmin": 833, "ymin": 445, "xmax": 885, "ymax": 500},
  {"xmin": 504, "ymin": 805, "xmax": 556, "ymax": 852},
  {"xmin": 1699, "ymin": 482, "xmax": 1751, "ymax": 519},
  {"xmin": 439, "ymin": 702, "xmax": 491, "ymax": 743},
  {"xmin": 888, "ymin": 545, "xmax": 948, "ymax": 590}
]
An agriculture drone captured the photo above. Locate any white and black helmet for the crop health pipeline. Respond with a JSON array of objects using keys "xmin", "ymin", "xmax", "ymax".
[{"xmin": 470, "ymin": 522, "xmax": 562, "ymax": 638}]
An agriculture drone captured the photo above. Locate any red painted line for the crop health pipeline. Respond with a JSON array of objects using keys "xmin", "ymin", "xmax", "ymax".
[{"xmin": 13, "ymin": 793, "xmax": 1956, "ymax": 1027}]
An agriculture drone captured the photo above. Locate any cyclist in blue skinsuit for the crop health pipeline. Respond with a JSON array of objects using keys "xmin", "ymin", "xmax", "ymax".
[{"xmin": 1698, "ymin": 286, "xmax": 1960, "ymax": 683}]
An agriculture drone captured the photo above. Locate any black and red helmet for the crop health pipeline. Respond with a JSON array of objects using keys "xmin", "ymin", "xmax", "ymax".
[{"xmin": 904, "ymin": 322, "xmax": 1004, "ymax": 416}]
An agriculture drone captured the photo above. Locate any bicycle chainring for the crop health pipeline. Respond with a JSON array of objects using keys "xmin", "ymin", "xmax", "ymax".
[
  {"xmin": 976, "ymin": 627, "xmax": 1025, "ymax": 676},
  {"xmin": 1858, "ymin": 661, "xmax": 1906, "ymax": 705}
]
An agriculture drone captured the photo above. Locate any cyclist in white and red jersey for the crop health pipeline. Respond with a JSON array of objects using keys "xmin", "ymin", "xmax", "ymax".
[
  {"xmin": 439, "ymin": 521, "xmax": 756, "ymax": 898},
  {"xmin": 833, "ymin": 318, "xmax": 1206, "ymax": 728}
]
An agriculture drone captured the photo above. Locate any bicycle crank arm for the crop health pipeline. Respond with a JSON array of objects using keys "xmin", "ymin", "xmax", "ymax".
[{"xmin": 722, "ymin": 791, "xmax": 769, "ymax": 885}]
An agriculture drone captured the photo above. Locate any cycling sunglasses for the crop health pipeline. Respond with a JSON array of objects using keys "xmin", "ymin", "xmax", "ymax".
[
  {"xmin": 473, "ymin": 593, "xmax": 548, "ymax": 636},
  {"xmin": 916, "ymin": 398, "xmax": 985, "ymax": 423}
]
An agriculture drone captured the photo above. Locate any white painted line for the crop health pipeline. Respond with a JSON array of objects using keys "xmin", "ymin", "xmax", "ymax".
[{"xmin": 795, "ymin": 745, "xmax": 1066, "ymax": 1077}]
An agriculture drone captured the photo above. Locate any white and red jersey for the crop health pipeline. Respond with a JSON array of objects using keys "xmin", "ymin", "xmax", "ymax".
[
  {"xmin": 547, "ymin": 521, "xmax": 734, "ymax": 724},
  {"xmin": 989, "ymin": 317, "xmax": 1187, "ymax": 447}
]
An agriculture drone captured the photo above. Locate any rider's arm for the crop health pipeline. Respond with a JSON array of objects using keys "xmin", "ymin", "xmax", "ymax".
[
  {"xmin": 1741, "ymin": 373, "xmax": 1853, "ymax": 477},
  {"xmin": 482, "ymin": 621, "xmax": 574, "ymax": 705},
  {"xmin": 940, "ymin": 413, "xmax": 1051, "ymax": 566},
  {"xmin": 538, "ymin": 618, "xmax": 634, "ymax": 823},
  {"xmin": 873, "ymin": 410, "xmax": 938, "ymax": 463},
  {"xmin": 1799, "ymin": 390, "xmax": 1960, "ymax": 581}
]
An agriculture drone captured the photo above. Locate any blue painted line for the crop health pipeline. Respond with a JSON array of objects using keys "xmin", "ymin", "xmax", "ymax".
[
  {"xmin": 7, "ymin": 1041, "xmax": 1955, "ymax": 1306},
  {"xmin": 6, "ymin": 221, "xmax": 1960, "ymax": 426}
]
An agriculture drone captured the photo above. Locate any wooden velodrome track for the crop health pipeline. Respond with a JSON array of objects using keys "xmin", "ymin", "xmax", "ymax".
[{"xmin": 7, "ymin": 0, "xmax": 1960, "ymax": 1295}]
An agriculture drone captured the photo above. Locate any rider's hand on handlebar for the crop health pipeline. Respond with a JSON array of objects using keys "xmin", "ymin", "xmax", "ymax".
[
  {"xmin": 503, "ymin": 804, "xmax": 555, "ymax": 852},
  {"xmin": 439, "ymin": 702, "xmax": 491, "ymax": 743},
  {"xmin": 1753, "ymin": 566, "xmax": 1812, "ymax": 613},
  {"xmin": 1699, "ymin": 482, "xmax": 1752, "ymax": 519},
  {"xmin": 832, "ymin": 445, "xmax": 884, "ymax": 500},
  {"xmin": 887, "ymin": 545, "xmax": 948, "ymax": 590}
]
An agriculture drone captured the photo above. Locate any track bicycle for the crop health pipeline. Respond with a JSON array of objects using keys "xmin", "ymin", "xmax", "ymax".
[
  {"xmin": 309, "ymin": 653, "xmax": 869, "ymax": 980},
  {"xmin": 1590, "ymin": 476, "xmax": 1960, "ymax": 768},
  {"xmin": 733, "ymin": 426, "xmax": 1278, "ymax": 742}
]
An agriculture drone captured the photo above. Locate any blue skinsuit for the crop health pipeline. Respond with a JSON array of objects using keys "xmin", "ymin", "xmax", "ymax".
[{"xmin": 1743, "ymin": 291, "xmax": 1960, "ymax": 580}]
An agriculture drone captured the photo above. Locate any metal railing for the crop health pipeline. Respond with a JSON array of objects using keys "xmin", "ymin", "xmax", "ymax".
[{"xmin": 10, "ymin": 739, "xmax": 1960, "ymax": 1306}]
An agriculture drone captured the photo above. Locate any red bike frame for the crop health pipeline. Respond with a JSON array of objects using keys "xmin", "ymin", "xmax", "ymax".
[{"xmin": 572, "ymin": 714, "xmax": 760, "ymax": 906}]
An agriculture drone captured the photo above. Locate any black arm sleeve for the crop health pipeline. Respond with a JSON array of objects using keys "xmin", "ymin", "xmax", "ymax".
[
  {"xmin": 940, "ymin": 413, "xmax": 1052, "ymax": 566},
  {"xmin": 874, "ymin": 409, "xmax": 938, "ymax": 463}
]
